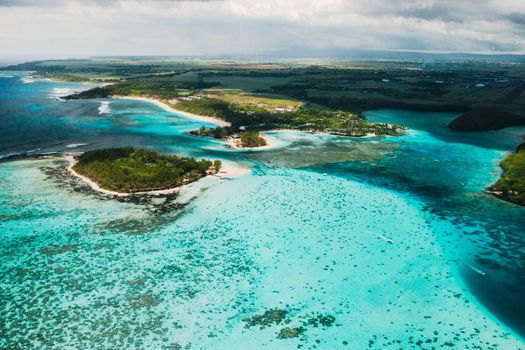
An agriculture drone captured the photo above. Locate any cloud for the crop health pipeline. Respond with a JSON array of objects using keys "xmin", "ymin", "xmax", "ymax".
[
  {"xmin": 0, "ymin": 0, "xmax": 523, "ymax": 59},
  {"xmin": 507, "ymin": 13, "xmax": 525, "ymax": 27},
  {"xmin": 0, "ymin": 0, "xmax": 55, "ymax": 5},
  {"xmin": 0, "ymin": 0, "xmax": 215, "ymax": 5}
]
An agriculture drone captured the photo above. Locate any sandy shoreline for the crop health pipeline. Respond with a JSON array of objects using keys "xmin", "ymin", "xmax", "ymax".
[
  {"xmin": 227, "ymin": 132, "xmax": 279, "ymax": 151},
  {"xmin": 65, "ymin": 155, "xmax": 249, "ymax": 197},
  {"xmin": 111, "ymin": 96, "xmax": 231, "ymax": 127}
]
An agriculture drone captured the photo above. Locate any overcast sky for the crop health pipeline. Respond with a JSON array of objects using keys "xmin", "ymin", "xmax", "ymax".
[{"xmin": 0, "ymin": 0, "xmax": 524, "ymax": 60}]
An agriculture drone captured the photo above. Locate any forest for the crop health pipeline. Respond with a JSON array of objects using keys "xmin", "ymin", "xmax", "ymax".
[{"xmin": 72, "ymin": 147, "xmax": 220, "ymax": 193}]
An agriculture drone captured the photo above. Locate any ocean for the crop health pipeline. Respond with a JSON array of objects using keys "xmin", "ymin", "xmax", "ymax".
[{"xmin": 1, "ymin": 72, "xmax": 524, "ymax": 349}]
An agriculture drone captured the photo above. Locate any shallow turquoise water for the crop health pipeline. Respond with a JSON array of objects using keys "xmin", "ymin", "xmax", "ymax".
[{"xmin": 1, "ymin": 73, "xmax": 525, "ymax": 349}]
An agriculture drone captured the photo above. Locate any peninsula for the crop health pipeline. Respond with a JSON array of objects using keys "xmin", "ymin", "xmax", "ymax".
[
  {"xmin": 69, "ymin": 147, "xmax": 222, "ymax": 195},
  {"xmin": 486, "ymin": 143, "xmax": 525, "ymax": 206},
  {"xmin": 66, "ymin": 87, "xmax": 404, "ymax": 148}
]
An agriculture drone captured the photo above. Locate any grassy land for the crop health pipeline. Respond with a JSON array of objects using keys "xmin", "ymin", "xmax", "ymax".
[
  {"xmin": 488, "ymin": 144, "xmax": 525, "ymax": 206},
  {"xmin": 202, "ymin": 89, "xmax": 302, "ymax": 112},
  {"xmin": 72, "ymin": 147, "xmax": 220, "ymax": 193}
]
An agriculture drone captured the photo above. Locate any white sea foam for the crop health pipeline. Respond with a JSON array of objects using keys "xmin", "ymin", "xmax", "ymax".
[
  {"xmin": 50, "ymin": 88, "xmax": 73, "ymax": 97},
  {"xmin": 65, "ymin": 143, "xmax": 89, "ymax": 148},
  {"xmin": 49, "ymin": 96, "xmax": 65, "ymax": 101},
  {"xmin": 21, "ymin": 77, "xmax": 34, "ymax": 84},
  {"xmin": 98, "ymin": 101, "xmax": 111, "ymax": 114},
  {"xmin": 0, "ymin": 148, "xmax": 42, "ymax": 160}
]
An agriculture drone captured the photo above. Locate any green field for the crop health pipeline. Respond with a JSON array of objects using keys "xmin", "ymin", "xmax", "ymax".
[{"xmin": 202, "ymin": 89, "xmax": 302, "ymax": 112}]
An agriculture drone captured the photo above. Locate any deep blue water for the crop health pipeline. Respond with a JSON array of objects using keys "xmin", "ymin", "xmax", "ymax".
[{"xmin": 1, "ymin": 72, "xmax": 525, "ymax": 349}]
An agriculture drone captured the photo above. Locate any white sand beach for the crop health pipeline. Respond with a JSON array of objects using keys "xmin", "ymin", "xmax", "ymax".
[{"xmin": 112, "ymin": 96, "xmax": 231, "ymax": 127}]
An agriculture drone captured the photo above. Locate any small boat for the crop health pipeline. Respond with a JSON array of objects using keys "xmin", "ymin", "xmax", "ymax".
[
  {"xmin": 468, "ymin": 264, "xmax": 486, "ymax": 276},
  {"xmin": 372, "ymin": 232, "xmax": 393, "ymax": 244}
]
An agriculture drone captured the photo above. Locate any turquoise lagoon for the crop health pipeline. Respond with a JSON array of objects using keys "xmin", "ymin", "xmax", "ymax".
[{"xmin": 1, "ymin": 73, "xmax": 525, "ymax": 349}]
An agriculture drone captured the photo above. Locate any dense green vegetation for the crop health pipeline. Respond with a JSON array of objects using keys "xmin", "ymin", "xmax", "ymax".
[
  {"xmin": 189, "ymin": 127, "xmax": 267, "ymax": 147},
  {"xmin": 179, "ymin": 98, "xmax": 403, "ymax": 137},
  {"xmin": 176, "ymin": 98, "xmax": 232, "ymax": 119},
  {"xmin": 240, "ymin": 131, "xmax": 267, "ymax": 147},
  {"xmin": 66, "ymin": 80, "xmax": 218, "ymax": 100},
  {"xmin": 488, "ymin": 144, "xmax": 525, "ymax": 205},
  {"xmin": 189, "ymin": 125, "xmax": 233, "ymax": 139},
  {"xmin": 72, "ymin": 147, "xmax": 220, "ymax": 193},
  {"xmin": 448, "ymin": 107, "xmax": 525, "ymax": 131}
]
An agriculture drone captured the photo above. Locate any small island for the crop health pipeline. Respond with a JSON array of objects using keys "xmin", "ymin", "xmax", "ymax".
[
  {"xmin": 486, "ymin": 143, "xmax": 525, "ymax": 206},
  {"xmin": 190, "ymin": 127, "xmax": 268, "ymax": 149},
  {"xmin": 69, "ymin": 147, "xmax": 221, "ymax": 195},
  {"xmin": 237, "ymin": 130, "xmax": 267, "ymax": 148}
]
